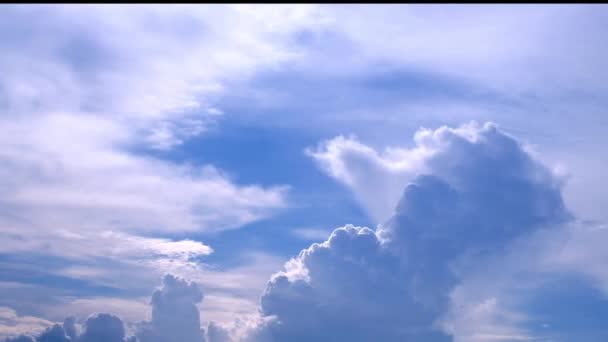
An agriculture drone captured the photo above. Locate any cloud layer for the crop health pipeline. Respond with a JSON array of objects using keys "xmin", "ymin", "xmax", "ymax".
[
  {"xmin": 3, "ymin": 122, "xmax": 608, "ymax": 341},
  {"xmin": 0, "ymin": 5, "xmax": 300, "ymax": 318}
]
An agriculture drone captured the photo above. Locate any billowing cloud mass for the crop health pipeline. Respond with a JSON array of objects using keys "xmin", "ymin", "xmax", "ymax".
[
  {"xmin": 253, "ymin": 122, "xmax": 571, "ymax": 341},
  {"xmin": 2, "ymin": 122, "xmax": 606, "ymax": 342}
]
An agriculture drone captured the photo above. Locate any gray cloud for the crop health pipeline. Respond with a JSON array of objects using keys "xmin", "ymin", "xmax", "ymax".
[
  {"xmin": 36, "ymin": 324, "xmax": 70, "ymax": 342},
  {"xmin": 78, "ymin": 314, "xmax": 126, "ymax": 342}
]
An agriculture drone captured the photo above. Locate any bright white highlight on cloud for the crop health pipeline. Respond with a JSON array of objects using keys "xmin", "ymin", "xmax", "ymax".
[{"xmin": 307, "ymin": 135, "xmax": 430, "ymax": 222}]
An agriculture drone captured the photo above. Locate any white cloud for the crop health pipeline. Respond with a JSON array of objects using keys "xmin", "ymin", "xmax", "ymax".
[
  {"xmin": 295, "ymin": 5, "xmax": 608, "ymax": 100},
  {"xmin": 306, "ymin": 121, "xmax": 608, "ymax": 341},
  {"xmin": 0, "ymin": 113, "xmax": 288, "ymax": 236},
  {"xmin": 0, "ymin": 6, "xmax": 307, "ymax": 325},
  {"xmin": 252, "ymin": 122, "xmax": 570, "ymax": 341},
  {"xmin": 2, "ymin": 5, "xmax": 608, "ymax": 341},
  {"xmin": 307, "ymin": 134, "xmax": 430, "ymax": 222},
  {"xmin": 136, "ymin": 274, "xmax": 205, "ymax": 342}
]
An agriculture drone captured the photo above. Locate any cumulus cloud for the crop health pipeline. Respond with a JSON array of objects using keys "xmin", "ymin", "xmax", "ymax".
[
  {"xmin": 37, "ymin": 324, "xmax": 70, "ymax": 342},
  {"xmin": 137, "ymin": 274, "xmax": 205, "ymax": 342},
  {"xmin": 1, "ymin": 275, "xmax": 210, "ymax": 342},
  {"xmin": 253, "ymin": 122, "xmax": 571, "ymax": 341},
  {"xmin": 78, "ymin": 314, "xmax": 127, "ymax": 342}
]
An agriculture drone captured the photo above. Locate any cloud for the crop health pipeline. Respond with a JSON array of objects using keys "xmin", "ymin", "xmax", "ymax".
[
  {"xmin": 0, "ymin": 4, "xmax": 314, "ymax": 253},
  {"xmin": 79, "ymin": 313, "xmax": 128, "ymax": 342},
  {"xmin": 296, "ymin": 5, "xmax": 608, "ymax": 100},
  {"xmin": 0, "ymin": 307, "xmax": 53, "ymax": 339},
  {"xmin": 37, "ymin": 324, "xmax": 70, "ymax": 342},
  {"xmin": 3, "ymin": 337, "xmax": 34, "ymax": 342},
  {"xmin": 255, "ymin": 225, "xmax": 451, "ymax": 341},
  {"xmin": 309, "ymin": 122, "xmax": 569, "ymax": 226},
  {"xmin": 0, "ymin": 5, "xmax": 303, "ymax": 323},
  {"xmin": 306, "ymin": 135, "xmax": 429, "ymax": 222},
  {"xmin": 1, "ymin": 275, "xmax": 209, "ymax": 342},
  {"xmin": 3, "ymin": 314, "xmax": 128, "ymax": 342},
  {"xmin": 205, "ymin": 321, "xmax": 233, "ymax": 342},
  {"xmin": 253, "ymin": 122, "xmax": 571, "ymax": 341},
  {"xmin": 0, "ymin": 113, "xmax": 287, "ymax": 236},
  {"xmin": 62, "ymin": 318, "xmax": 78, "ymax": 341},
  {"xmin": 5, "ymin": 121, "xmax": 608, "ymax": 342},
  {"xmin": 291, "ymin": 228, "xmax": 335, "ymax": 241},
  {"xmin": 136, "ymin": 274, "xmax": 205, "ymax": 342}
]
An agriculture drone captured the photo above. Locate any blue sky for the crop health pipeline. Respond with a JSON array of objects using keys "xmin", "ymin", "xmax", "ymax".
[{"xmin": 1, "ymin": 4, "xmax": 608, "ymax": 342}]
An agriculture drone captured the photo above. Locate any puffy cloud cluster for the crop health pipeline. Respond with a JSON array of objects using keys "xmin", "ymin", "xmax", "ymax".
[
  {"xmin": 1, "ymin": 122, "xmax": 599, "ymax": 342},
  {"xmin": 4, "ymin": 314, "xmax": 128, "ymax": 342},
  {"xmin": 1, "ymin": 275, "xmax": 229, "ymax": 342},
  {"xmin": 253, "ymin": 122, "xmax": 571, "ymax": 341},
  {"xmin": 252, "ymin": 225, "xmax": 451, "ymax": 342}
]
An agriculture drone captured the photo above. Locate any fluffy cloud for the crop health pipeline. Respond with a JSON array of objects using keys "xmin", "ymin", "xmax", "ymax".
[
  {"xmin": 136, "ymin": 275, "xmax": 205, "ymax": 342},
  {"xmin": 255, "ymin": 225, "xmax": 451, "ymax": 341},
  {"xmin": 37, "ymin": 324, "xmax": 70, "ymax": 342},
  {"xmin": 78, "ymin": 314, "xmax": 128, "ymax": 342},
  {"xmin": 252, "ymin": 122, "xmax": 571, "ymax": 341},
  {"xmin": 0, "ymin": 5, "xmax": 313, "ymax": 248},
  {"xmin": 1, "ymin": 275, "xmax": 209, "ymax": 342}
]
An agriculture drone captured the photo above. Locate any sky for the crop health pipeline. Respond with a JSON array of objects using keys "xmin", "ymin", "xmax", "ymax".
[{"xmin": 1, "ymin": 4, "xmax": 608, "ymax": 342}]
